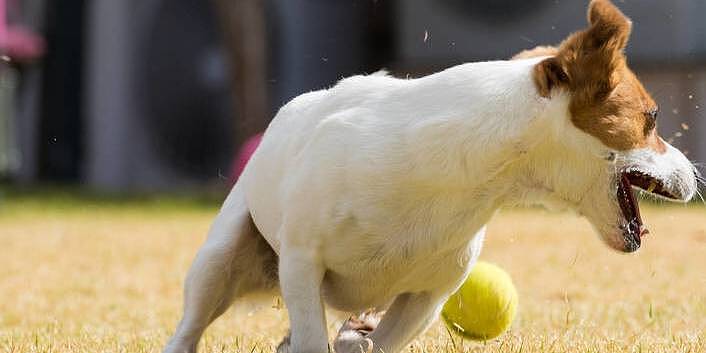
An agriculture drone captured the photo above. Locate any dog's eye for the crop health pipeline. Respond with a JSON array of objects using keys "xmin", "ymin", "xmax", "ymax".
[{"xmin": 644, "ymin": 108, "xmax": 658, "ymax": 131}]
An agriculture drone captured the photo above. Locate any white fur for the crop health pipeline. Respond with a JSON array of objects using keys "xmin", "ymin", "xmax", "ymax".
[{"xmin": 164, "ymin": 57, "xmax": 696, "ymax": 353}]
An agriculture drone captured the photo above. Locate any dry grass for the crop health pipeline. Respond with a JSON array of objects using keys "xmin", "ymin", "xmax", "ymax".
[{"xmin": 1, "ymin": 193, "xmax": 705, "ymax": 352}]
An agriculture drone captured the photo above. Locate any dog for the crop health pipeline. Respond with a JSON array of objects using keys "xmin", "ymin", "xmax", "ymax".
[{"xmin": 164, "ymin": 1, "xmax": 697, "ymax": 352}]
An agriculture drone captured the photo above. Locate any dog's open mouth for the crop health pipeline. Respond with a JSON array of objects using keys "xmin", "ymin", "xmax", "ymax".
[{"xmin": 617, "ymin": 170, "xmax": 679, "ymax": 250}]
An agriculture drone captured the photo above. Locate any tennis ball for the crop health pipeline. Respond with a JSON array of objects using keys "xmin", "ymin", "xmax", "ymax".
[{"xmin": 441, "ymin": 261, "xmax": 518, "ymax": 341}]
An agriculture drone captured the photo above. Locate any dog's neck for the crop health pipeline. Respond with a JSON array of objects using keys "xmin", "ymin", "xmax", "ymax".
[{"xmin": 401, "ymin": 58, "xmax": 574, "ymax": 210}]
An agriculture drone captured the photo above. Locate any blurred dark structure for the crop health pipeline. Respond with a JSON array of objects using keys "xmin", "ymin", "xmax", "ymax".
[
  {"xmin": 213, "ymin": 0, "xmax": 269, "ymax": 146},
  {"xmin": 81, "ymin": 0, "xmax": 236, "ymax": 190},
  {"xmin": 3, "ymin": 0, "xmax": 706, "ymax": 191},
  {"xmin": 39, "ymin": 0, "xmax": 83, "ymax": 181}
]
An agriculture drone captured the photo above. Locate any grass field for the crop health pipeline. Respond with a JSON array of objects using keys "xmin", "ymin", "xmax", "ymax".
[{"xmin": 1, "ymin": 190, "xmax": 705, "ymax": 353}]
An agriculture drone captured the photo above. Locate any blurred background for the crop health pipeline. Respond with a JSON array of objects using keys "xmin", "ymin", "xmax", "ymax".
[
  {"xmin": 1, "ymin": 0, "xmax": 705, "ymax": 193},
  {"xmin": 1, "ymin": 2, "xmax": 705, "ymax": 351}
]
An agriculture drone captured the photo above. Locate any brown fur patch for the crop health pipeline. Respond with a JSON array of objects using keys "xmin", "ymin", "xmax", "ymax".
[{"xmin": 528, "ymin": 0, "xmax": 664, "ymax": 151}]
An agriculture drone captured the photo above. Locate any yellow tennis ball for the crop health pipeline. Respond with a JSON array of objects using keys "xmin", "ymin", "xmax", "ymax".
[{"xmin": 441, "ymin": 261, "xmax": 518, "ymax": 341}]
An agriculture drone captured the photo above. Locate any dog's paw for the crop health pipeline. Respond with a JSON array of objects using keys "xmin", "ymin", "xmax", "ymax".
[{"xmin": 333, "ymin": 311, "xmax": 382, "ymax": 353}]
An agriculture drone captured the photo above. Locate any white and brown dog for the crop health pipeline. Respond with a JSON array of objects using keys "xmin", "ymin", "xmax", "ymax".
[{"xmin": 164, "ymin": 1, "xmax": 697, "ymax": 352}]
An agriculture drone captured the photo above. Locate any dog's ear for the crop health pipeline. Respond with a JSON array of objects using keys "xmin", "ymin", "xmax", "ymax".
[
  {"xmin": 572, "ymin": 0, "xmax": 632, "ymax": 100},
  {"xmin": 532, "ymin": 57, "xmax": 569, "ymax": 98},
  {"xmin": 585, "ymin": 0, "xmax": 632, "ymax": 52},
  {"xmin": 533, "ymin": 0, "xmax": 632, "ymax": 99},
  {"xmin": 514, "ymin": 46, "xmax": 564, "ymax": 97}
]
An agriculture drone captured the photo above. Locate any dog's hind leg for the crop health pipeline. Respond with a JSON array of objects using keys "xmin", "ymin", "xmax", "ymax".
[{"xmin": 163, "ymin": 183, "xmax": 278, "ymax": 353}]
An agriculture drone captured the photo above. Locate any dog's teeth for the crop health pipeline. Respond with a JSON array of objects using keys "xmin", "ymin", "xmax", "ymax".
[{"xmin": 647, "ymin": 181, "xmax": 657, "ymax": 193}]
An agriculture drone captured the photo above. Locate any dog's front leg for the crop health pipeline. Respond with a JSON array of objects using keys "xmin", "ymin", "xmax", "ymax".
[
  {"xmin": 277, "ymin": 248, "xmax": 329, "ymax": 353},
  {"xmin": 334, "ymin": 292, "xmax": 444, "ymax": 353}
]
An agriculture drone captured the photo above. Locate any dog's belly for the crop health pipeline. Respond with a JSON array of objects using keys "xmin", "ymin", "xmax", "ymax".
[
  {"xmin": 321, "ymin": 272, "xmax": 396, "ymax": 312},
  {"xmin": 320, "ymin": 228, "xmax": 486, "ymax": 312}
]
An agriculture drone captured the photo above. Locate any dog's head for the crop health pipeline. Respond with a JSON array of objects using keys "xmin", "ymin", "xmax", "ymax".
[{"xmin": 516, "ymin": 0, "xmax": 698, "ymax": 252}]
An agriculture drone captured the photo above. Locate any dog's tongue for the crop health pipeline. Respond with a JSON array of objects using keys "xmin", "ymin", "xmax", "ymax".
[{"xmin": 619, "ymin": 173, "xmax": 647, "ymax": 240}]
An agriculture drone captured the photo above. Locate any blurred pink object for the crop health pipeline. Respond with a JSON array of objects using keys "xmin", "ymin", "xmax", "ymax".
[
  {"xmin": 0, "ymin": 0, "xmax": 45, "ymax": 61},
  {"xmin": 229, "ymin": 132, "xmax": 263, "ymax": 185}
]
